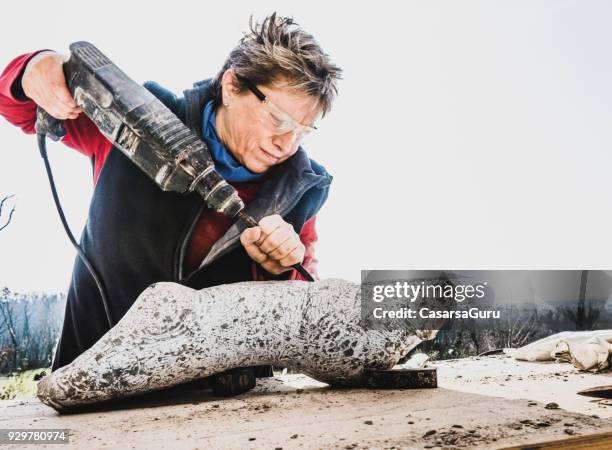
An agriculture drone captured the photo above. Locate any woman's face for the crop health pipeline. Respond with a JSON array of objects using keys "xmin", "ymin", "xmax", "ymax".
[{"xmin": 216, "ymin": 70, "xmax": 322, "ymax": 173}]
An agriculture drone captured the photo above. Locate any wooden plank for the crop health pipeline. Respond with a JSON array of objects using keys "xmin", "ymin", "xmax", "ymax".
[
  {"xmin": 364, "ymin": 367, "xmax": 437, "ymax": 389},
  {"xmin": 499, "ymin": 431, "xmax": 612, "ymax": 450},
  {"xmin": 578, "ymin": 385, "xmax": 612, "ymax": 399}
]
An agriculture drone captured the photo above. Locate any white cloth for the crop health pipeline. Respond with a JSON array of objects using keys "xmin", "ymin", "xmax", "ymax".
[{"xmin": 504, "ymin": 330, "xmax": 612, "ymax": 372}]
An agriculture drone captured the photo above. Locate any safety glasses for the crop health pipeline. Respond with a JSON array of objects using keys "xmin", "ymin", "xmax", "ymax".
[{"xmin": 238, "ymin": 76, "xmax": 317, "ymax": 144}]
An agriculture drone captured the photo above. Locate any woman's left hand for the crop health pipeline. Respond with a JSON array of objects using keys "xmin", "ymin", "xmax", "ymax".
[{"xmin": 240, "ymin": 214, "xmax": 305, "ymax": 275}]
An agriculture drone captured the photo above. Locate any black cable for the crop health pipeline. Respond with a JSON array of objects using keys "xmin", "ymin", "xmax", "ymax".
[{"xmin": 37, "ymin": 134, "xmax": 114, "ymax": 329}]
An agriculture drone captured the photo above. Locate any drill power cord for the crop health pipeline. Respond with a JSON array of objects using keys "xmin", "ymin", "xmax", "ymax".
[{"xmin": 37, "ymin": 133, "xmax": 115, "ymax": 329}]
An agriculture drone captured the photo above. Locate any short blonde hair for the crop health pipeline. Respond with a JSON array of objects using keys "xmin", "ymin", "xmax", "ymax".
[{"xmin": 211, "ymin": 13, "xmax": 342, "ymax": 116}]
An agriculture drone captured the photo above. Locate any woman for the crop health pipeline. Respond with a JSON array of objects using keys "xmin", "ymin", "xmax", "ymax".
[{"xmin": 0, "ymin": 13, "xmax": 342, "ymax": 384}]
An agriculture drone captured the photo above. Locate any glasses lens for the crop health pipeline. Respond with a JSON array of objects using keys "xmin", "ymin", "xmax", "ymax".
[
  {"xmin": 294, "ymin": 126, "xmax": 314, "ymax": 145},
  {"xmin": 258, "ymin": 97, "xmax": 315, "ymax": 145}
]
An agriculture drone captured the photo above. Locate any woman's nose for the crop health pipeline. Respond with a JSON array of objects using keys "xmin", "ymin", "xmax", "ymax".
[{"xmin": 272, "ymin": 130, "xmax": 298, "ymax": 155}]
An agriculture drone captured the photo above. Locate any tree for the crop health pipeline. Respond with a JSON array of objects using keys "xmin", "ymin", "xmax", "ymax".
[
  {"xmin": 0, "ymin": 195, "xmax": 15, "ymax": 231},
  {"xmin": 0, "ymin": 287, "xmax": 20, "ymax": 369}
]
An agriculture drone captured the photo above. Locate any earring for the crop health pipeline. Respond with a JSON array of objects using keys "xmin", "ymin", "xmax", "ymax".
[{"xmin": 224, "ymin": 101, "xmax": 229, "ymax": 107}]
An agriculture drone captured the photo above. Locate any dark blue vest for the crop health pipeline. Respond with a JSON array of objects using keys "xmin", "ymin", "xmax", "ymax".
[{"xmin": 51, "ymin": 80, "xmax": 332, "ymax": 371}]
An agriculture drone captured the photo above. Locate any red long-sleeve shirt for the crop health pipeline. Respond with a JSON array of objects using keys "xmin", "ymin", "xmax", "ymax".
[{"xmin": 0, "ymin": 51, "xmax": 320, "ymax": 281}]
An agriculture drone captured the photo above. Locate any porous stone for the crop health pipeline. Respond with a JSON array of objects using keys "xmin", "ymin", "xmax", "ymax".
[{"xmin": 37, "ymin": 279, "xmax": 435, "ymax": 411}]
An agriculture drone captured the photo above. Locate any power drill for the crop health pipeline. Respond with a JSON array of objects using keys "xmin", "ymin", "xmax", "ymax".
[{"xmin": 36, "ymin": 41, "xmax": 314, "ymax": 283}]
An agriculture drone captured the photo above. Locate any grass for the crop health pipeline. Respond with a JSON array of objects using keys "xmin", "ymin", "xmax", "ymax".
[{"xmin": 0, "ymin": 368, "xmax": 49, "ymax": 400}]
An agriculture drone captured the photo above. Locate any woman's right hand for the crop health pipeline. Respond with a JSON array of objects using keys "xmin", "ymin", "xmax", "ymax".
[{"xmin": 21, "ymin": 51, "xmax": 81, "ymax": 120}]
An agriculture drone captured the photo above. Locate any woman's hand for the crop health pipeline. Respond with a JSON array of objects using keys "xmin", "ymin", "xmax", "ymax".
[
  {"xmin": 240, "ymin": 214, "xmax": 305, "ymax": 275},
  {"xmin": 21, "ymin": 51, "xmax": 81, "ymax": 120}
]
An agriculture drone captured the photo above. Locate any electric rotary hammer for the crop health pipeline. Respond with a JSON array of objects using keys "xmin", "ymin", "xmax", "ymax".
[{"xmin": 35, "ymin": 41, "xmax": 314, "ymax": 291}]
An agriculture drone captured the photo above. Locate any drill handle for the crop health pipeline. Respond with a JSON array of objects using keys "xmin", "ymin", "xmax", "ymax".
[{"xmin": 35, "ymin": 107, "xmax": 67, "ymax": 143}]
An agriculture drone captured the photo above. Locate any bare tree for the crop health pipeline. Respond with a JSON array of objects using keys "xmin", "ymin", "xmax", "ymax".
[
  {"xmin": 0, "ymin": 287, "xmax": 20, "ymax": 369},
  {"xmin": 0, "ymin": 195, "xmax": 16, "ymax": 231},
  {"xmin": 38, "ymin": 293, "xmax": 62, "ymax": 366}
]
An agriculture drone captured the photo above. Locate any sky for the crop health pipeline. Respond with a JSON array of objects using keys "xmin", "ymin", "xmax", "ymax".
[{"xmin": 1, "ymin": 0, "xmax": 612, "ymax": 293}]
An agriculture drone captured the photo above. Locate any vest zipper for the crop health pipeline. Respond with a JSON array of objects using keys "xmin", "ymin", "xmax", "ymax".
[{"xmin": 176, "ymin": 202, "xmax": 207, "ymax": 284}]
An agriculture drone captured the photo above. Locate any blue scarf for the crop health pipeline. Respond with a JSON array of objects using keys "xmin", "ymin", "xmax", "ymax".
[{"xmin": 201, "ymin": 100, "xmax": 266, "ymax": 183}]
